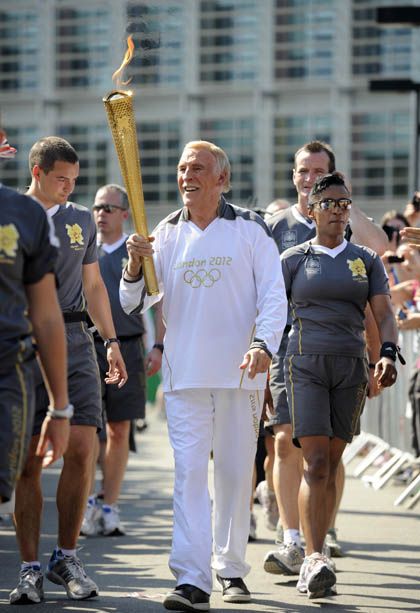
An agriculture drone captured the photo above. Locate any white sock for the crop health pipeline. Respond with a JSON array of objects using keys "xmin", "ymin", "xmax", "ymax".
[
  {"xmin": 284, "ymin": 528, "xmax": 301, "ymax": 547},
  {"xmin": 21, "ymin": 561, "xmax": 41, "ymax": 571},
  {"xmin": 57, "ymin": 546, "xmax": 77, "ymax": 558}
]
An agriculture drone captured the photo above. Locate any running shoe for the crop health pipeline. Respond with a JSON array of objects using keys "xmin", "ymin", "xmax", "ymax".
[
  {"xmin": 46, "ymin": 549, "xmax": 98, "ymax": 600},
  {"xmin": 9, "ymin": 566, "xmax": 44, "ymax": 604},
  {"xmin": 264, "ymin": 542, "xmax": 304, "ymax": 575}
]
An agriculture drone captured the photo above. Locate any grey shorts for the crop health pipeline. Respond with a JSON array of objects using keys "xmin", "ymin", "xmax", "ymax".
[
  {"xmin": 0, "ymin": 356, "xmax": 35, "ymax": 502},
  {"xmin": 95, "ymin": 335, "xmax": 146, "ymax": 424},
  {"xmin": 284, "ymin": 354, "xmax": 368, "ymax": 447},
  {"xmin": 265, "ymin": 331, "xmax": 290, "ymax": 430},
  {"xmin": 32, "ymin": 322, "xmax": 102, "ymax": 435}
]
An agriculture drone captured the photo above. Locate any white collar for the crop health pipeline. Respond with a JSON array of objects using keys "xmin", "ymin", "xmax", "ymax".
[
  {"xmin": 45, "ymin": 204, "xmax": 60, "ymax": 218},
  {"xmin": 310, "ymin": 239, "xmax": 348, "ymax": 258},
  {"xmin": 291, "ymin": 204, "xmax": 315, "ymax": 229},
  {"xmin": 99, "ymin": 234, "xmax": 127, "ymax": 254}
]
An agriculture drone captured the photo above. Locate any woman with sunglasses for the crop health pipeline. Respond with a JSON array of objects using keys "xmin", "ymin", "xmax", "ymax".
[{"xmin": 281, "ymin": 172, "xmax": 401, "ymax": 599}]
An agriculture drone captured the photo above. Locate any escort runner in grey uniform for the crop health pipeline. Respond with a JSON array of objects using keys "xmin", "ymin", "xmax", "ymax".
[
  {"xmin": 96, "ymin": 241, "xmax": 145, "ymax": 423},
  {"xmin": 282, "ymin": 241, "xmax": 388, "ymax": 443},
  {"xmin": 279, "ymin": 172, "xmax": 399, "ymax": 600},
  {"xmin": 79, "ymin": 183, "xmax": 148, "ymax": 539},
  {"xmin": 10, "ymin": 137, "xmax": 127, "ymax": 606},
  {"xmin": 32, "ymin": 202, "xmax": 102, "ymax": 433},
  {"xmin": 0, "ymin": 184, "xmax": 57, "ymax": 501}
]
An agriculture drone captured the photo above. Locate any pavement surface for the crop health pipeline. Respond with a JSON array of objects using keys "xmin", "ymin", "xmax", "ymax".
[{"xmin": 0, "ymin": 406, "xmax": 419, "ymax": 613}]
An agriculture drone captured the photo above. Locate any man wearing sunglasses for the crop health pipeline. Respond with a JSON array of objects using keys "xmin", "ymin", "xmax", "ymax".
[
  {"xmin": 80, "ymin": 184, "xmax": 162, "ymax": 538},
  {"xmin": 262, "ymin": 141, "xmax": 388, "ymax": 584}
]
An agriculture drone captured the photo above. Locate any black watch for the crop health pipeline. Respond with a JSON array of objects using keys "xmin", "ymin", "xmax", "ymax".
[{"xmin": 104, "ymin": 337, "xmax": 121, "ymax": 349}]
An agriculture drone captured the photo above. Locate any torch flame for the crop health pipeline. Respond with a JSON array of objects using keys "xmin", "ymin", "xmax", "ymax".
[{"xmin": 112, "ymin": 35, "xmax": 135, "ymax": 88}]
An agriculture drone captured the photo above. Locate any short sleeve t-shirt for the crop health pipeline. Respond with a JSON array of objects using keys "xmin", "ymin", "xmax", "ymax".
[{"xmin": 281, "ymin": 240, "xmax": 390, "ymax": 358}]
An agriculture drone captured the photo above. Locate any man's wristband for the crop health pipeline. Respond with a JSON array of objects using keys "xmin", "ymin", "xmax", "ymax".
[
  {"xmin": 379, "ymin": 342, "xmax": 406, "ymax": 365},
  {"xmin": 368, "ymin": 362, "xmax": 376, "ymax": 370},
  {"xmin": 153, "ymin": 343, "xmax": 164, "ymax": 353},
  {"xmin": 47, "ymin": 403, "xmax": 74, "ymax": 420},
  {"xmin": 104, "ymin": 337, "xmax": 121, "ymax": 349}
]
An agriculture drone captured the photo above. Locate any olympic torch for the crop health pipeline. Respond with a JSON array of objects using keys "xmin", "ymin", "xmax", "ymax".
[{"xmin": 103, "ymin": 38, "xmax": 159, "ymax": 295}]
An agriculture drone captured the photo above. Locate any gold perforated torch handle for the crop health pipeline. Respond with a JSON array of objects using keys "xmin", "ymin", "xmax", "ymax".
[{"xmin": 103, "ymin": 90, "xmax": 159, "ymax": 296}]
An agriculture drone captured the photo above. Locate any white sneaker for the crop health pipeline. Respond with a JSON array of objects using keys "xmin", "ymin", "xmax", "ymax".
[
  {"xmin": 80, "ymin": 499, "xmax": 101, "ymax": 536},
  {"xmin": 255, "ymin": 480, "xmax": 279, "ymax": 531},
  {"xmin": 101, "ymin": 504, "xmax": 125, "ymax": 536},
  {"xmin": 264, "ymin": 542, "xmax": 304, "ymax": 575},
  {"xmin": 298, "ymin": 552, "xmax": 336, "ymax": 599}
]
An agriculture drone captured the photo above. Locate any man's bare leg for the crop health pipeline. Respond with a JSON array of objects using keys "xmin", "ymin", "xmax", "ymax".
[
  {"xmin": 14, "ymin": 436, "xmax": 43, "ymax": 561},
  {"xmin": 102, "ymin": 420, "xmax": 130, "ymax": 505},
  {"xmin": 57, "ymin": 425, "xmax": 96, "ymax": 548},
  {"xmin": 273, "ymin": 423, "xmax": 302, "ymax": 533}
]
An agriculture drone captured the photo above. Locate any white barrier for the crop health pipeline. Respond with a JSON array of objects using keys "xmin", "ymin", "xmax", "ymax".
[{"xmin": 344, "ymin": 331, "xmax": 419, "ymax": 507}]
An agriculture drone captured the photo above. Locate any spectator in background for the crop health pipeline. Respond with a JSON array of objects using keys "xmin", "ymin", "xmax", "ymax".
[
  {"xmin": 381, "ymin": 210, "xmax": 409, "ymax": 252},
  {"xmin": 404, "ymin": 192, "xmax": 420, "ymax": 227},
  {"xmin": 264, "ymin": 199, "xmax": 291, "ymax": 220},
  {"xmin": 80, "ymin": 184, "xmax": 162, "ymax": 538}
]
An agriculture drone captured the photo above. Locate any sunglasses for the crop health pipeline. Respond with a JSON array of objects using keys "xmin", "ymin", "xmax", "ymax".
[
  {"xmin": 311, "ymin": 198, "xmax": 352, "ymax": 211},
  {"xmin": 92, "ymin": 204, "xmax": 126, "ymax": 213}
]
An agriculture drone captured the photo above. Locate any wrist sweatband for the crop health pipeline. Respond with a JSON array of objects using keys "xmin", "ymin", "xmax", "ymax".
[{"xmin": 379, "ymin": 342, "xmax": 406, "ymax": 365}]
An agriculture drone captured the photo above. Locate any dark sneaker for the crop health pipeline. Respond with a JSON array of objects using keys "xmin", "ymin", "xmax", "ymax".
[
  {"xmin": 46, "ymin": 549, "xmax": 98, "ymax": 600},
  {"xmin": 216, "ymin": 575, "xmax": 251, "ymax": 603},
  {"xmin": 163, "ymin": 584, "xmax": 210, "ymax": 611},
  {"xmin": 9, "ymin": 566, "xmax": 44, "ymax": 604}
]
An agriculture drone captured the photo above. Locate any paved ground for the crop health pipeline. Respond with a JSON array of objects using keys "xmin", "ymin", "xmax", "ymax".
[{"xmin": 0, "ymin": 406, "xmax": 419, "ymax": 612}]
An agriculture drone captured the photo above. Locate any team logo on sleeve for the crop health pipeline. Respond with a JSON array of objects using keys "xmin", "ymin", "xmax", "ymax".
[
  {"xmin": 0, "ymin": 223, "xmax": 19, "ymax": 259},
  {"xmin": 347, "ymin": 258, "xmax": 367, "ymax": 279},
  {"xmin": 66, "ymin": 223, "xmax": 84, "ymax": 247}
]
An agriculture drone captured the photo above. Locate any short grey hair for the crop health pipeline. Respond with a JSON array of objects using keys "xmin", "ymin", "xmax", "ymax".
[{"xmin": 97, "ymin": 183, "xmax": 129, "ymax": 209}]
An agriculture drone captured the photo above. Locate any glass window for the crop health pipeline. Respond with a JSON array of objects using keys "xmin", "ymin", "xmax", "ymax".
[
  {"xmin": 56, "ymin": 4, "xmax": 111, "ymax": 89},
  {"xmin": 352, "ymin": 1, "xmax": 414, "ymax": 78},
  {"xmin": 199, "ymin": 0, "xmax": 261, "ymax": 83},
  {"xmin": 126, "ymin": 1, "xmax": 184, "ymax": 87},
  {"xmin": 273, "ymin": 1, "xmax": 336, "ymax": 81},
  {"xmin": 136, "ymin": 121, "xmax": 181, "ymax": 204},
  {"xmin": 0, "ymin": 7, "xmax": 39, "ymax": 91},
  {"xmin": 351, "ymin": 111, "xmax": 410, "ymax": 199}
]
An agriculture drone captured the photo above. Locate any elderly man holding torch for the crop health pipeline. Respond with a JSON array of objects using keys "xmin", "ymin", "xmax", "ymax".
[{"xmin": 120, "ymin": 140, "xmax": 287, "ymax": 611}]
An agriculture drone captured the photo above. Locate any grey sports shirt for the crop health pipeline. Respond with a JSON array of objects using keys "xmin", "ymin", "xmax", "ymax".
[
  {"xmin": 0, "ymin": 184, "xmax": 57, "ymax": 365},
  {"xmin": 98, "ymin": 241, "xmax": 144, "ymax": 338},
  {"xmin": 281, "ymin": 241, "xmax": 390, "ymax": 358},
  {"xmin": 50, "ymin": 202, "xmax": 97, "ymax": 312}
]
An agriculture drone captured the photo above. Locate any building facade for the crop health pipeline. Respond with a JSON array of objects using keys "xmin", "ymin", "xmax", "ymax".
[{"xmin": 0, "ymin": 0, "xmax": 419, "ymax": 227}]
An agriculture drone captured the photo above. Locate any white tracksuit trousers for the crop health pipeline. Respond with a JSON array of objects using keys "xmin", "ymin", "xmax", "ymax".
[{"xmin": 165, "ymin": 388, "xmax": 262, "ymax": 595}]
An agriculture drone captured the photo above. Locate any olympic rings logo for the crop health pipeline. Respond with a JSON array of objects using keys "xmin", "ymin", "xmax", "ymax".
[{"xmin": 183, "ymin": 268, "xmax": 221, "ymax": 288}]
